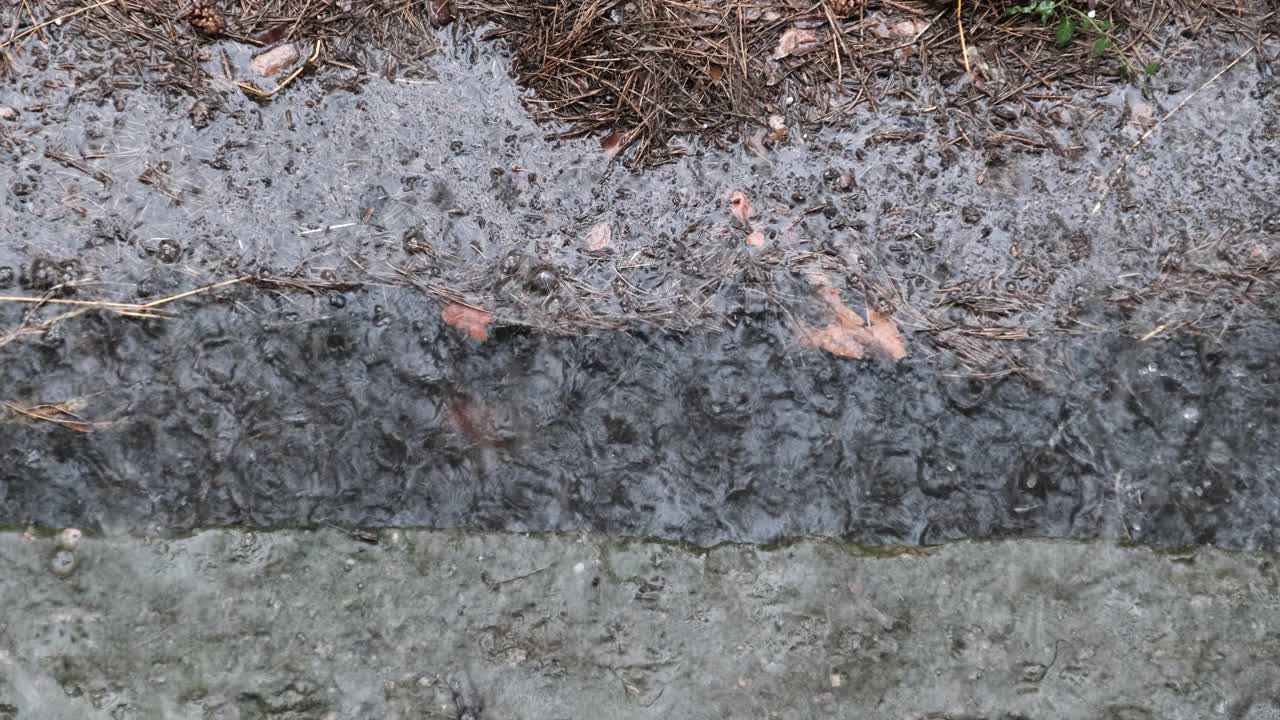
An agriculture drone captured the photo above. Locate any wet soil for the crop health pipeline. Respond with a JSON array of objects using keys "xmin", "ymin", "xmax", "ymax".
[
  {"xmin": 3, "ymin": 529, "xmax": 1279, "ymax": 719},
  {"xmin": 1, "ymin": 21, "xmax": 1279, "ymax": 548}
]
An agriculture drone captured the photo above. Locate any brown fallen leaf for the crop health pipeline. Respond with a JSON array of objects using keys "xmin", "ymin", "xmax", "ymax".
[
  {"xmin": 251, "ymin": 44, "xmax": 299, "ymax": 78},
  {"xmin": 441, "ymin": 303, "xmax": 492, "ymax": 341},
  {"xmin": 799, "ymin": 287, "xmax": 908, "ymax": 361},
  {"xmin": 868, "ymin": 15, "xmax": 930, "ymax": 41},
  {"xmin": 601, "ymin": 129, "xmax": 634, "ymax": 159},
  {"xmin": 767, "ymin": 114, "xmax": 787, "ymax": 144},
  {"xmin": 584, "ymin": 221, "xmax": 612, "ymax": 251},
  {"xmin": 728, "ymin": 191, "xmax": 754, "ymax": 228},
  {"xmin": 772, "ymin": 27, "xmax": 820, "ymax": 60},
  {"xmin": 707, "ymin": 63, "xmax": 724, "ymax": 83}
]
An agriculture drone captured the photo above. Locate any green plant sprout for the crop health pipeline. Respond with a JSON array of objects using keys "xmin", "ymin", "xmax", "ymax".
[{"xmin": 1007, "ymin": 0, "xmax": 1161, "ymax": 83}]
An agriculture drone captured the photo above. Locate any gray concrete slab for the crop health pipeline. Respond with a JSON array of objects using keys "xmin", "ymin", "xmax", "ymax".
[{"xmin": 2, "ymin": 530, "xmax": 1276, "ymax": 719}]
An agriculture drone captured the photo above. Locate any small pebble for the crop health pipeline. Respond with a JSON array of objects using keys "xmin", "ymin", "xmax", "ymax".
[
  {"xmin": 50, "ymin": 550, "xmax": 76, "ymax": 576},
  {"xmin": 58, "ymin": 528, "xmax": 82, "ymax": 550},
  {"xmin": 0, "ymin": 105, "xmax": 17, "ymax": 121},
  {"xmin": 527, "ymin": 265, "xmax": 558, "ymax": 294},
  {"xmin": 993, "ymin": 105, "xmax": 1020, "ymax": 123}
]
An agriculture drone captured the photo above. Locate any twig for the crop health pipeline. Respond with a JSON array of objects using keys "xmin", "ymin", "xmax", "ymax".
[
  {"xmin": 1091, "ymin": 40, "xmax": 1261, "ymax": 215},
  {"xmin": 957, "ymin": 0, "xmax": 971, "ymax": 74},
  {"xmin": 0, "ymin": 277, "xmax": 244, "ymax": 312}
]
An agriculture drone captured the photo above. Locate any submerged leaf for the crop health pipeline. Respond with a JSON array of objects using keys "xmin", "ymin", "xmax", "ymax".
[
  {"xmin": 728, "ymin": 191, "xmax": 754, "ymax": 228},
  {"xmin": 441, "ymin": 303, "xmax": 493, "ymax": 341},
  {"xmin": 584, "ymin": 221, "xmax": 612, "ymax": 251},
  {"xmin": 798, "ymin": 287, "xmax": 908, "ymax": 361}
]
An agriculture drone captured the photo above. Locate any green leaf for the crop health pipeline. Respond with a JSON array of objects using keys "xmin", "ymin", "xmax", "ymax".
[
  {"xmin": 1036, "ymin": 0, "xmax": 1057, "ymax": 23},
  {"xmin": 1144, "ymin": 62, "xmax": 1161, "ymax": 76},
  {"xmin": 1091, "ymin": 36, "xmax": 1112, "ymax": 58},
  {"xmin": 1055, "ymin": 17, "xmax": 1075, "ymax": 46}
]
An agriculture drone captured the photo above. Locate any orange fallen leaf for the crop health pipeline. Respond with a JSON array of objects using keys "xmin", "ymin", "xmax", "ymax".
[
  {"xmin": 707, "ymin": 63, "xmax": 724, "ymax": 82},
  {"xmin": 728, "ymin": 191, "xmax": 754, "ymax": 228},
  {"xmin": 745, "ymin": 230, "xmax": 766, "ymax": 248},
  {"xmin": 773, "ymin": 27, "xmax": 820, "ymax": 60},
  {"xmin": 441, "ymin": 303, "xmax": 492, "ymax": 341},
  {"xmin": 799, "ymin": 287, "xmax": 908, "ymax": 361},
  {"xmin": 584, "ymin": 221, "xmax": 612, "ymax": 251}
]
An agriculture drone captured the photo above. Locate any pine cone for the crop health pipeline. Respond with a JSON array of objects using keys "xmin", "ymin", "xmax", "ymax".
[
  {"xmin": 188, "ymin": 1, "xmax": 225, "ymax": 35},
  {"xmin": 828, "ymin": 0, "xmax": 860, "ymax": 16}
]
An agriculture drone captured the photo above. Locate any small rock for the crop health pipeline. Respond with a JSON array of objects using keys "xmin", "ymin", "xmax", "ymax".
[
  {"xmin": 993, "ymin": 105, "xmax": 1020, "ymax": 123},
  {"xmin": 58, "ymin": 528, "xmax": 82, "ymax": 550},
  {"xmin": 251, "ymin": 44, "xmax": 299, "ymax": 78},
  {"xmin": 0, "ymin": 105, "xmax": 17, "ymax": 121},
  {"xmin": 527, "ymin": 265, "xmax": 559, "ymax": 294},
  {"xmin": 50, "ymin": 549, "xmax": 77, "ymax": 576}
]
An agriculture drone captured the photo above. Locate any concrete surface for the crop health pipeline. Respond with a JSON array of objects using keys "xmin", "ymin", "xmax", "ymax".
[{"xmin": 2, "ymin": 530, "xmax": 1278, "ymax": 719}]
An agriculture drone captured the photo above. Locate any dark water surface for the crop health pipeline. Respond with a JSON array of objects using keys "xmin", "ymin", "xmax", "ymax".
[{"xmin": 2, "ymin": 289, "xmax": 1278, "ymax": 549}]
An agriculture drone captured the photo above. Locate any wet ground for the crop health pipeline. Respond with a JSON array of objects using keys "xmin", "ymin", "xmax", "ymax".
[
  {"xmin": 4, "ymin": 529, "xmax": 1280, "ymax": 719},
  {"xmin": 3, "ymin": 8, "xmax": 1280, "ymax": 720},
  {"xmin": 3, "ymin": 293, "xmax": 1280, "ymax": 548},
  {"xmin": 1, "ymin": 17, "xmax": 1279, "ymax": 550}
]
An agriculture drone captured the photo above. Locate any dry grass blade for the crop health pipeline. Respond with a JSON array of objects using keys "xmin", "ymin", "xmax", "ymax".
[
  {"xmin": 0, "ymin": 277, "xmax": 247, "ymax": 350},
  {"xmin": 1, "ymin": 399, "xmax": 96, "ymax": 433}
]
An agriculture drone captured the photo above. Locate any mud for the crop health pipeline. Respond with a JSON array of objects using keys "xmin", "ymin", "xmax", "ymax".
[
  {"xmin": 1, "ymin": 21, "xmax": 1279, "ymax": 548},
  {"xmin": 3, "ymin": 529, "xmax": 1279, "ymax": 719}
]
